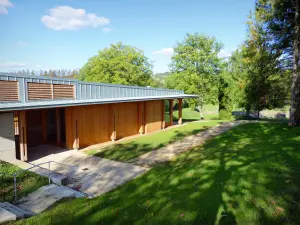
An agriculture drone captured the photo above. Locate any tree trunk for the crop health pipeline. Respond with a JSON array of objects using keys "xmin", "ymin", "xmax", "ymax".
[
  {"xmin": 197, "ymin": 105, "xmax": 204, "ymax": 120},
  {"xmin": 289, "ymin": 0, "xmax": 300, "ymax": 126}
]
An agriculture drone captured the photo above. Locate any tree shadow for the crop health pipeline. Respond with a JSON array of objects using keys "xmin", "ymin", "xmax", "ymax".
[{"xmin": 21, "ymin": 123, "xmax": 300, "ymax": 225}]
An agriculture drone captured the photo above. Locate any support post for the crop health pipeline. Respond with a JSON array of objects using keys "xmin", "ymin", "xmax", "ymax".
[
  {"xmin": 138, "ymin": 102, "xmax": 145, "ymax": 135},
  {"xmin": 178, "ymin": 99, "xmax": 183, "ymax": 125},
  {"xmin": 162, "ymin": 100, "xmax": 165, "ymax": 129},
  {"xmin": 110, "ymin": 104, "xmax": 117, "ymax": 141},
  {"xmin": 42, "ymin": 110, "xmax": 47, "ymax": 143},
  {"xmin": 56, "ymin": 108, "xmax": 61, "ymax": 147},
  {"xmin": 19, "ymin": 111, "xmax": 27, "ymax": 161},
  {"xmin": 169, "ymin": 99, "xmax": 174, "ymax": 126}
]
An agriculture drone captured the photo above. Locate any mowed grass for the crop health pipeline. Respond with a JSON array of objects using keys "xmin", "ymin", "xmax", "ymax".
[
  {"xmin": 18, "ymin": 123, "xmax": 300, "ymax": 225},
  {"xmin": 87, "ymin": 120, "xmax": 221, "ymax": 162},
  {"xmin": 173, "ymin": 105, "xmax": 219, "ymax": 122},
  {"xmin": 0, "ymin": 161, "xmax": 47, "ymax": 203}
]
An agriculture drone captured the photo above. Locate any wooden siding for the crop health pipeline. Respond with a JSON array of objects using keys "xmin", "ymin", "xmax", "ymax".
[
  {"xmin": 145, "ymin": 100, "xmax": 163, "ymax": 134},
  {"xmin": 28, "ymin": 83, "xmax": 52, "ymax": 100},
  {"xmin": 53, "ymin": 84, "xmax": 74, "ymax": 99},
  {"xmin": 0, "ymin": 80, "xmax": 19, "ymax": 101},
  {"xmin": 27, "ymin": 82, "xmax": 74, "ymax": 100},
  {"xmin": 65, "ymin": 104, "xmax": 111, "ymax": 149},
  {"xmin": 114, "ymin": 102, "xmax": 139, "ymax": 139},
  {"xmin": 26, "ymin": 110, "xmax": 43, "ymax": 146},
  {"xmin": 65, "ymin": 101, "xmax": 164, "ymax": 149}
]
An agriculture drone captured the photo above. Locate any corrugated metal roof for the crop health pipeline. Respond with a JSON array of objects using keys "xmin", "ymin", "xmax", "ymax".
[{"xmin": 0, "ymin": 73, "xmax": 197, "ymax": 111}]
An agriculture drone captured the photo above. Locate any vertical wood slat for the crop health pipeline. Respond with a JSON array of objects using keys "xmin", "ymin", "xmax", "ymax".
[
  {"xmin": 138, "ymin": 102, "xmax": 145, "ymax": 134},
  {"xmin": 0, "ymin": 80, "xmax": 19, "ymax": 101},
  {"xmin": 178, "ymin": 99, "xmax": 183, "ymax": 125},
  {"xmin": 19, "ymin": 111, "xmax": 27, "ymax": 161},
  {"xmin": 110, "ymin": 104, "xmax": 117, "ymax": 141},
  {"xmin": 27, "ymin": 82, "xmax": 74, "ymax": 100}
]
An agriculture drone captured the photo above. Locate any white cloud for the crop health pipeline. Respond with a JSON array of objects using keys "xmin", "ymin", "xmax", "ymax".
[
  {"xmin": 0, "ymin": 0, "xmax": 13, "ymax": 15},
  {"xmin": 0, "ymin": 62, "xmax": 26, "ymax": 68},
  {"xmin": 41, "ymin": 6, "xmax": 110, "ymax": 30},
  {"xmin": 218, "ymin": 50, "xmax": 233, "ymax": 58},
  {"xmin": 102, "ymin": 27, "xmax": 112, "ymax": 33},
  {"xmin": 152, "ymin": 48, "xmax": 174, "ymax": 56},
  {"xmin": 17, "ymin": 41, "xmax": 28, "ymax": 46}
]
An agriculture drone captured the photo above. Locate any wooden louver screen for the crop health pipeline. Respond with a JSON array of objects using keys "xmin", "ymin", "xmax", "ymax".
[
  {"xmin": 0, "ymin": 80, "xmax": 19, "ymax": 101},
  {"xmin": 53, "ymin": 84, "xmax": 74, "ymax": 99},
  {"xmin": 27, "ymin": 82, "xmax": 74, "ymax": 100},
  {"xmin": 28, "ymin": 83, "xmax": 52, "ymax": 100}
]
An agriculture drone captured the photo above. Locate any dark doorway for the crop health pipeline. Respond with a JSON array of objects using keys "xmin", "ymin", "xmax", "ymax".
[{"xmin": 46, "ymin": 109, "xmax": 57, "ymax": 144}]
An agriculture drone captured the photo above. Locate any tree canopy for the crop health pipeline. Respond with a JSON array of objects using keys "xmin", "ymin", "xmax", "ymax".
[
  {"xmin": 166, "ymin": 33, "xmax": 223, "ymax": 109},
  {"xmin": 79, "ymin": 42, "xmax": 154, "ymax": 87}
]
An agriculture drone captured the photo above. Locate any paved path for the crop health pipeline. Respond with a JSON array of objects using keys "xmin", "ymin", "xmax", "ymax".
[
  {"xmin": 14, "ymin": 151, "xmax": 147, "ymax": 197},
  {"xmin": 130, "ymin": 121, "xmax": 249, "ymax": 167}
]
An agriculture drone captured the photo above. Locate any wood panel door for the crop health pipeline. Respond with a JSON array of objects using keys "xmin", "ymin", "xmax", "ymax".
[
  {"xmin": 145, "ymin": 100, "xmax": 163, "ymax": 134},
  {"xmin": 114, "ymin": 102, "xmax": 139, "ymax": 139}
]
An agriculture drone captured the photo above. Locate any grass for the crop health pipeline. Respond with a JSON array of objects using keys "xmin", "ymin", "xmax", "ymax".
[
  {"xmin": 87, "ymin": 120, "xmax": 221, "ymax": 162},
  {"xmin": 17, "ymin": 122, "xmax": 300, "ymax": 225},
  {"xmin": 173, "ymin": 105, "xmax": 219, "ymax": 122},
  {"xmin": 0, "ymin": 161, "xmax": 48, "ymax": 203}
]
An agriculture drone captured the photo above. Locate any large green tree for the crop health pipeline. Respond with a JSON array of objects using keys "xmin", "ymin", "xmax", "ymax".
[
  {"xmin": 166, "ymin": 33, "xmax": 223, "ymax": 118},
  {"xmin": 256, "ymin": 0, "xmax": 300, "ymax": 125},
  {"xmin": 79, "ymin": 42, "xmax": 154, "ymax": 86}
]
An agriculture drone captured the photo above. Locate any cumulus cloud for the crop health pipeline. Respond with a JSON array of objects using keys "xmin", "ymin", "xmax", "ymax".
[
  {"xmin": 218, "ymin": 50, "xmax": 233, "ymax": 58},
  {"xmin": 0, "ymin": 62, "xmax": 26, "ymax": 68},
  {"xmin": 152, "ymin": 48, "xmax": 174, "ymax": 56},
  {"xmin": 0, "ymin": 0, "xmax": 13, "ymax": 14},
  {"xmin": 41, "ymin": 6, "xmax": 110, "ymax": 30}
]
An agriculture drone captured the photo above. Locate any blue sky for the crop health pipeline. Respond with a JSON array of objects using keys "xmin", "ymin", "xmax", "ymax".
[{"xmin": 0, "ymin": 0, "xmax": 254, "ymax": 73}]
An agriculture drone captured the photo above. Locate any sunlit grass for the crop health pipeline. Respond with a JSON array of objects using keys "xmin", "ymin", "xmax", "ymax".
[
  {"xmin": 87, "ymin": 120, "xmax": 221, "ymax": 162},
  {"xmin": 15, "ymin": 123, "xmax": 300, "ymax": 225}
]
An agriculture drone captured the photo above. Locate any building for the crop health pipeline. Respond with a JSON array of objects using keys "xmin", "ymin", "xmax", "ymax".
[{"xmin": 0, "ymin": 73, "xmax": 196, "ymax": 162}]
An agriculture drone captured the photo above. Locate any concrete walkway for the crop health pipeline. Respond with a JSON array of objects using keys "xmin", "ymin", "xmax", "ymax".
[
  {"xmin": 130, "ymin": 121, "xmax": 249, "ymax": 167},
  {"xmin": 14, "ymin": 150, "xmax": 147, "ymax": 197}
]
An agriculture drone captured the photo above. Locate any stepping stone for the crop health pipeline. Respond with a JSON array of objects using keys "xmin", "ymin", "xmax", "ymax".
[
  {"xmin": 0, "ymin": 202, "xmax": 34, "ymax": 219},
  {"xmin": 0, "ymin": 207, "xmax": 16, "ymax": 224},
  {"xmin": 17, "ymin": 184, "xmax": 76, "ymax": 214}
]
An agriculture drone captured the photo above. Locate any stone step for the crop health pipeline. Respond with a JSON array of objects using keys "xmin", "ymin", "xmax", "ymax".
[
  {"xmin": 17, "ymin": 184, "xmax": 76, "ymax": 214},
  {"xmin": 0, "ymin": 202, "xmax": 34, "ymax": 219},
  {"xmin": 0, "ymin": 207, "xmax": 16, "ymax": 224}
]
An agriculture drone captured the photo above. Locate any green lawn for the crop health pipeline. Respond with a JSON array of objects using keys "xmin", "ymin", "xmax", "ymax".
[
  {"xmin": 87, "ymin": 120, "xmax": 221, "ymax": 162},
  {"xmin": 17, "ymin": 122, "xmax": 300, "ymax": 225},
  {"xmin": 173, "ymin": 106, "xmax": 219, "ymax": 122},
  {"xmin": 0, "ymin": 161, "xmax": 47, "ymax": 203}
]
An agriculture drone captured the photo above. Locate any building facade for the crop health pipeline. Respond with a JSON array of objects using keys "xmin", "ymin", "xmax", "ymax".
[{"xmin": 0, "ymin": 73, "xmax": 196, "ymax": 162}]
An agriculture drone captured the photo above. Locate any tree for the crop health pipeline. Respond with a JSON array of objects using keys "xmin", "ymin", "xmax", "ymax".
[
  {"xmin": 79, "ymin": 42, "xmax": 154, "ymax": 86},
  {"xmin": 234, "ymin": 13, "xmax": 290, "ymax": 117},
  {"xmin": 256, "ymin": 0, "xmax": 300, "ymax": 125},
  {"xmin": 167, "ymin": 33, "xmax": 223, "ymax": 119}
]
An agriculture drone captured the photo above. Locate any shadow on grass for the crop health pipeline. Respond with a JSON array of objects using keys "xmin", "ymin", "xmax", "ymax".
[
  {"xmin": 21, "ymin": 123, "xmax": 300, "ymax": 225},
  {"xmin": 91, "ymin": 125, "xmax": 212, "ymax": 162}
]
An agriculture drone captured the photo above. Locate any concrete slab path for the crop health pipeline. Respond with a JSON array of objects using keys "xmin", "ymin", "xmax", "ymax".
[
  {"xmin": 130, "ymin": 121, "xmax": 249, "ymax": 167},
  {"xmin": 14, "ymin": 151, "xmax": 147, "ymax": 197}
]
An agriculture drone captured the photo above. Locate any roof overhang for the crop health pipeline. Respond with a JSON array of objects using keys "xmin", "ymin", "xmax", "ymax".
[{"xmin": 0, "ymin": 94, "xmax": 198, "ymax": 112}]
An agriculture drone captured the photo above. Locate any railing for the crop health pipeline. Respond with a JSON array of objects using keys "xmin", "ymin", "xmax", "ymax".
[{"xmin": 2, "ymin": 161, "xmax": 76, "ymax": 203}]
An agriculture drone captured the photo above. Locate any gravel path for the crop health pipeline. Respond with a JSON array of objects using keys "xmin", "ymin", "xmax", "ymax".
[{"xmin": 130, "ymin": 120, "xmax": 250, "ymax": 167}]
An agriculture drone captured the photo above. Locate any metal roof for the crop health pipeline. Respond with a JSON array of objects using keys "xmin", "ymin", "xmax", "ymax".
[{"xmin": 0, "ymin": 73, "xmax": 197, "ymax": 112}]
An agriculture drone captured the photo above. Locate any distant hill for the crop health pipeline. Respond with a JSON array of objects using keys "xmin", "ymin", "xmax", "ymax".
[{"xmin": 152, "ymin": 72, "xmax": 172, "ymax": 88}]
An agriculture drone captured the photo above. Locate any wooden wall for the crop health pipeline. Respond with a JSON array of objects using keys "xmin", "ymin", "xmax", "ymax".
[
  {"xmin": 65, "ymin": 100, "xmax": 165, "ymax": 149},
  {"xmin": 145, "ymin": 100, "xmax": 163, "ymax": 134}
]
